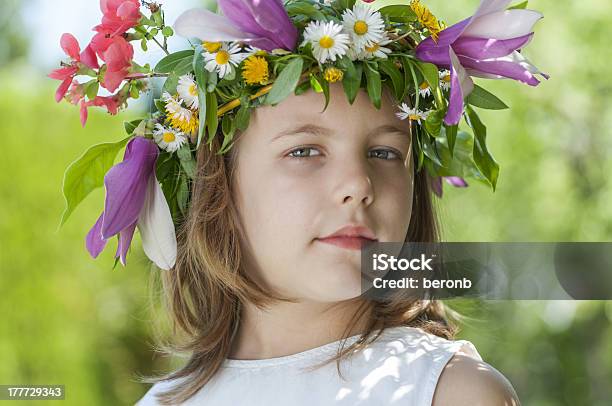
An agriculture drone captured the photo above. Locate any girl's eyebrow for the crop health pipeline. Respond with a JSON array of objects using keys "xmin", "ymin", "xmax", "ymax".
[{"xmin": 270, "ymin": 124, "xmax": 409, "ymax": 143}]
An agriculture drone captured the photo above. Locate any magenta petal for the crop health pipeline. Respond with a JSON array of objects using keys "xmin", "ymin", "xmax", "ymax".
[
  {"xmin": 444, "ymin": 176, "xmax": 469, "ymax": 187},
  {"xmin": 218, "ymin": 0, "xmax": 297, "ymax": 51},
  {"xmin": 80, "ymin": 45, "xmax": 100, "ymax": 69},
  {"xmin": 100, "ymin": 137, "xmax": 158, "ymax": 239},
  {"xmin": 55, "ymin": 78, "xmax": 72, "ymax": 102},
  {"xmin": 115, "ymin": 221, "xmax": 137, "ymax": 266},
  {"xmin": 458, "ymin": 54, "xmax": 541, "ymax": 86},
  {"xmin": 452, "ymin": 33, "xmax": 534, "ymax": 60},
  {"xmin": 86, "ymin": 213, "xmax": 108, "ymax": 258}
]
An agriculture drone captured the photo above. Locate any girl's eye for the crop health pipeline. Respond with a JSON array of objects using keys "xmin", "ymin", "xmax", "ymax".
[
  {"xmin": 288, "ymin": 147, "xmax": 322, "ymax": 158},
  {"xmin": 369, "ymin": 148, "xmax": 401, "ymax": 161}
]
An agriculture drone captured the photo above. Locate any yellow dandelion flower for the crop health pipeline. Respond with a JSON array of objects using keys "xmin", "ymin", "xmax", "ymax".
[
  {"xmin": 242, "ymin": 56, "xmax": 269, "ymax": 85},
  {"xmin": 167, "ymin": 110, "xmax": 199, "ymax": 135},
  {"xmin": 323, "ymin": 67, "xmax": 344, "ymax": 83},
  {"xmin": 410, "ymin": 0, "xmax": 442, "ymax": 42},
  {"xmin": 203, "ymin": 41, "xmax": 222, "ymax": 53}
]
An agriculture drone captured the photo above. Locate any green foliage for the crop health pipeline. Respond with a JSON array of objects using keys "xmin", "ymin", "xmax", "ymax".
[{"xmin": 265, "ymin": 57, "xmax": 304, "ymax": 105}]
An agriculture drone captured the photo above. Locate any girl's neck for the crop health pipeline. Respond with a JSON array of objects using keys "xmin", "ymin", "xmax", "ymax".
[{"xmin": 227, "ymin": 298, "xmax": 371, "ymax": 360}]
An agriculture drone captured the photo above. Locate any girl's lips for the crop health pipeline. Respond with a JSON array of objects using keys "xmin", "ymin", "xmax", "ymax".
[{"xmin": 316, "ymin": 236, "xmax": 375, "ymax": 251}]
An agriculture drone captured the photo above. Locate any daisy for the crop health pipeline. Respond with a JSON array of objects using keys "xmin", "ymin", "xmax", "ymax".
[
  {"xmin": 418, "ymin": 82, "xmax": 431, "ymax": 97},
  {"xmin": 202, "ymin": 42, "xmax": 246, "ymax": 79},
  {"xmin": 162, "ymin": 92, "xmax": 198, "ymax": 135},
  {"xmin": 360, "ymin": 34, "xmax": 393, "ymax": 59},
  {"xmin": 243, "ymin": 45, "xmax": 267, "ymax": 57},
  {"xmin": 176, "ymin": 74, "xmax": 199, "ymax": 110},
  {"xmin": 302, "ymin": 20, "xmax": 350, "ymax": 64},
  {"xmin": 439, "ymin": 69, "xmax": 451, "ymax": 91},
  {"xmin": 341, "ymin": 3, "xmax": 385, "ymax": 51},
  {"xmin": 153, "ymin": 123, "xmax": 188, "ymax": 153},
  {"xmin": 396, "ymin": 103, "xmax": 429, "ymax": 124}
]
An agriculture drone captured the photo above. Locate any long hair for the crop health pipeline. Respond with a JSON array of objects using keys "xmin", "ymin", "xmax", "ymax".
[{"xmin": 142, "ymin": 97, "xmax": 460, "ymax": 405}]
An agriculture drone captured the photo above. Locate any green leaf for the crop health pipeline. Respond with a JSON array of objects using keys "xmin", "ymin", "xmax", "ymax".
[
  {"xmin": 400, "ymin": 56, "xmax": 414, "ymax": 101},
  {"xmin": 221, "ymin": 114, "xmax": 233, "ymax": 137},
  {"xmin": 59, "ymin": 136, "xmax": 131, "ymax": 227},
  {"xmin": 154, "ymin": 50, "xmax": 194, "ymax": 73},
  {"xmin": 162, "ymin": 72, "xmax": 179, "ymax": 94},
  {"xmin": 444, "ymin": 124, "xmax": 458, "ymax": 158},
  {"xmin": 416, "ymin": 61, "xmax": 444, "ymax": 107},
  {"xmin": 177, "ymin": 144, "xmax": 197, "ymax": 180},
  {"xmin": 265, "ymin": 57, "xmax": 304, "ymax": 105},
  {"xmin": 378, "ymin": 5, "xmax": 417, "ymax": 22},
  {"xmin": 465, "ymin": 106, "xmax": 500, "ymax": 190},
  {"xmin": 294, "ymin": 80, "xmax": 312, "ymax": 96},
  {"xmin": 286, "ymin": 2, "xmax": 326, "ymax": 20},
  {"xmin": 424, "ymin": 108, "xmax": 445, "ymax": 138},
  {"xmin": 124, "ymin": 119, "xmax": 143, "ymax": 135},
  {"xmin": 363, "ymin": 61, "xmax": 381, "ymax": 109},
  {"xmin": 177, "ymin": 175, "xmax": 189, "ymax": 216},
  {"xmin": 466, "ymin": 84, "xmax": 509, "ymax": 110},
  {"xmin": 310, "ymin": 74, "xmax": 323, "ymax": 93},
  {"xmin": 205, "ymin": 91, "xmax": 218, "ymax": 145},
  {"xmin": 508, "ymin": 1, "xmax": 528, "ymax": 9},
  {"xmin": 193, "ymin": 46, "xmax": 208, "ymax": 149},
  {"xmin": 173, "ymin": 57, "xmax": 194, "ymax": 77},
  {"xmin": 235, "ymin": 100, "xmax": 251, "ymax": 132},
  {"xmin": 85, "ymin": 81, "xmax": 99, "ymax": 100},
  {"xmin": 378, "ymin": 59, "xmax": 404, "ymax": 100},
  {"xmin": 337, "ymin": 57, "xmax": 362, "ymax": 105},
  {"xmin": 319, "ymin": 74, "xmax": 330, "ymax": 112}
]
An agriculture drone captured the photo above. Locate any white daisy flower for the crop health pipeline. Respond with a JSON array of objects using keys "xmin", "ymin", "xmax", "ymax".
[
  {"xmin": 202, "ymin": 42, "xmax": 246, "ymax": 79},
  {"xmin": 418, "ymin": 82, "xmax": 431, "ymax": 97},
  {"xmin": 396, "ymin": 103, "xmax": 429, "ymax": 124},
  {"xmin": 176, "ymin": 74, "xmax": 199, "ymax": 110},
  {"xmin": 153, "ymin": 123, "xmax": 188, "ymax": 153},
  {"xmin": 341, "ymin": 3, "xmax": 385, "ymax": 52},
  {"xmin": 243, "ymin": 45, "xmax": 267, "ymax": 57},
  {"xmin": 360, "ymin": 35, "xmax": 393, "ymax": 59},
  {"xmin": 161, "ymin": 92, "xmax": 191, "ymax": 122},
  {"xmin": 301, "ymin": 20, "xmax": 350, "ymax": 64},
  {"xmin": 439, "ymin": 69, "xmax": 452, "ymax": 91}
]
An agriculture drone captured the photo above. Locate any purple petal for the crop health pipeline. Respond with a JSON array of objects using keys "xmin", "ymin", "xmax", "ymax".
[
  {"xmin": 430, "ymin": 176, "xmax": 443, "ymax": 197},
  {"xmin": 444, "ymin": 176, "xmax": 469, "ymax": 187},
  {"xmin": 458, "ymin": 53, "xmax": 541, "ymax": 86},
  {"xmin": 115, "ymin": 221, "xmax": 137, "ymax": 266},
  {"xmin": 86, "ymin": 212, "xmax": 108, "ymax": 258},
  {"xmin": 444, "ymin": 48, "xmax": 474, "ymax": 126},
  {"xmin": 452, "ymin": 33, "xmax": 534, "ymax": 60},
  {"xmin": 218, "ymin": 0, "xmax": 297, "ymax": 51},
  {"xmin": 174, "ymin": 8, "xmax": 258, "ymax": 43},
  {"xmin": 415, "ymin": 18, "xmax": 472, "ymax": 66},
  {"xmin": 101, "ymin": 137, "xmax": 158, "ymax": 239}
]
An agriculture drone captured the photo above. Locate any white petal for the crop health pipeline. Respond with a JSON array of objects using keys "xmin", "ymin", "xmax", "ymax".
[
  {"xmin": 137, "ymin": 176, "xmax": 177, "ymax": 270},
  {"xmin": 174, "ymin": 8, "xmax": 255, "ymax": 42},
  {"xmin": 449, "ymin": 47, "xmax": 475, "ymax": 98},
  {"xmin": 463, "ymin": 10, "xmax": 544, "ymax": 40},
  {"xmin": 472, "ymin": 0, "xmax": 513, "ymax": 20}
]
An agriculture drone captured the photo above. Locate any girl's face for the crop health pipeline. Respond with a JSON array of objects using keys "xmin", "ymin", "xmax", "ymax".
[{"xmin": 233, "ymin": 83, "xmax": 413, "ymax": 303}]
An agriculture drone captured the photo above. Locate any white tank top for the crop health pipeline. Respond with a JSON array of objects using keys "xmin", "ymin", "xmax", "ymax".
[{"xmin": 136, "ymin": 326, "xmax": 482, "ymax": 406}]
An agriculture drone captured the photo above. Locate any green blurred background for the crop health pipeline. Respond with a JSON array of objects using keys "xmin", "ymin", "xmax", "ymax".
[{"xmin": 1, "ymin": 0, "xmax": 611, "ymax": 404}]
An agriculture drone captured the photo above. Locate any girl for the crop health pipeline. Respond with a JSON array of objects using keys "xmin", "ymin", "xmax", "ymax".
[{"xmin": 136, "ymin": 83, "xmax": 520, "ymax": 405}]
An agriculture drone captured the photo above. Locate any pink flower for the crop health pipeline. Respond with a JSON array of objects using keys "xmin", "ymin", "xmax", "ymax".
[
  {"xmin": 95, "ymin": 0, "xmax": 141, "ymax": 37},
  {"xmin": 90, "ymin": 33, "xmax": 134, "ymax": 92},
  {"xmin": 48, "ymin": 33, "xmax": 99, "ymax": 102},
  {"xmin": 79, "ymin": 94, "xmax": 123, "ymax": 127}
]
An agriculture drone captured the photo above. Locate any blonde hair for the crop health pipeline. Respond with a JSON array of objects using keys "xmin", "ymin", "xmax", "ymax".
[{"xmin": 142, "ymin": 94, "xmax": 460, "ymax": 405}]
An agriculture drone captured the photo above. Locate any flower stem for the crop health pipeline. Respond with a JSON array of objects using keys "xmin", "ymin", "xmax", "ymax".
[
  {"xmin": 152, "ymin": 36, "xmax": 170, "ymax": 55},
  {"xmin": 217, "ymin": 67, "xmax": 319, "ymax": 116}
]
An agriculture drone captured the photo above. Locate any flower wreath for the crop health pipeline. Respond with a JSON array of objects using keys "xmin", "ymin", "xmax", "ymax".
[{"xmin": 50, "ymin": 0, "xmax": 548, "ymax": 270}]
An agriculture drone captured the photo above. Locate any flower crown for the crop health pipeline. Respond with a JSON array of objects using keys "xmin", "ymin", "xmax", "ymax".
[{"xmin": 51, "ymin": 0, "xmax": 548, "ymax": 270}]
